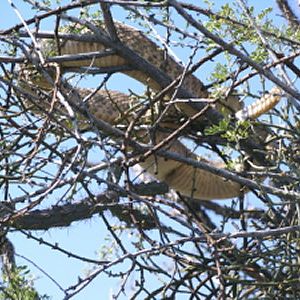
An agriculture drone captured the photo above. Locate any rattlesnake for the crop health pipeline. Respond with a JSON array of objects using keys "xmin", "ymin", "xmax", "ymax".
[{"xmin": 17, "ymin": 21, "xmax": 281, "ymax": 200}]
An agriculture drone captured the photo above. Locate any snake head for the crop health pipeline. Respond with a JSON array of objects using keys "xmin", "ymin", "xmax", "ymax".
[{"xmin": 18, "ymin": 63, "xmax": 58, "ymax": 91}]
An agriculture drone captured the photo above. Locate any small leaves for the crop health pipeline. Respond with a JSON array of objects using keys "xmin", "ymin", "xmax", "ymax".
[
  {"xmin": 0, "ymin": 266, "xmax": 49, "ymax": 300},
  {"xmin": 210, "ymin": 62, "xmax": 230, "ymax": 81},
  {"xmin": 205, "ymin": 118, "xmax": 251, "ymax": 143}
]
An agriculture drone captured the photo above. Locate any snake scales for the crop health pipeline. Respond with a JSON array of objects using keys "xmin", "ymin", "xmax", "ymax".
[{"xmin": 18, "ymin": 21, "xmax": 281, "ymax": 200}]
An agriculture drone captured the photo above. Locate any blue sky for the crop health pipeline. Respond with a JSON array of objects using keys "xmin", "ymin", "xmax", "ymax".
[{"xmin": 0, "ymin": 1, "xmax": 289, "ymax": 299}]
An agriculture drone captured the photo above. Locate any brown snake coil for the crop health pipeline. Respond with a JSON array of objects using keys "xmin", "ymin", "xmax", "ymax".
[{"xmin": 19, "ymin": 21, "xmax": 281, "ymax": 200}]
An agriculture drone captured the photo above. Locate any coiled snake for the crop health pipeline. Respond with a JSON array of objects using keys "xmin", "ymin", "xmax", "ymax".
[{"xmin": 18, "ymin": 21, "xmax": 281, "ymax": 200}]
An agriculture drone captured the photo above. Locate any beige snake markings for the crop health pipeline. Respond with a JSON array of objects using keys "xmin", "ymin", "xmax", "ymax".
[{"xmin": 18, "ymin": 22, "xmax": 281, "ymax": 200}]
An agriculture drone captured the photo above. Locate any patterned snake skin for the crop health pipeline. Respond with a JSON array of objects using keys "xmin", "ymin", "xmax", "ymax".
[{"xmin": 19, "ymin": 21, "xmax": 281, "ymax": 200}]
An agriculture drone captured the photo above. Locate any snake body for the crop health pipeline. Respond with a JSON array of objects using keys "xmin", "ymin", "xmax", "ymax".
[
  {"xmin": 42, "ymin": 22, "xmax": 244, "ymax": 115},
  {"xmin": 19, "ymin": 21, "xmax": 281, "ymax": 200}
]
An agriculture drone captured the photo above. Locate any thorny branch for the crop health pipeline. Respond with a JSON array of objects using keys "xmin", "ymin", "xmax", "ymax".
[{"xmin": 1, "ymin": 0, "xmax": 300, "ymax": 299}]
